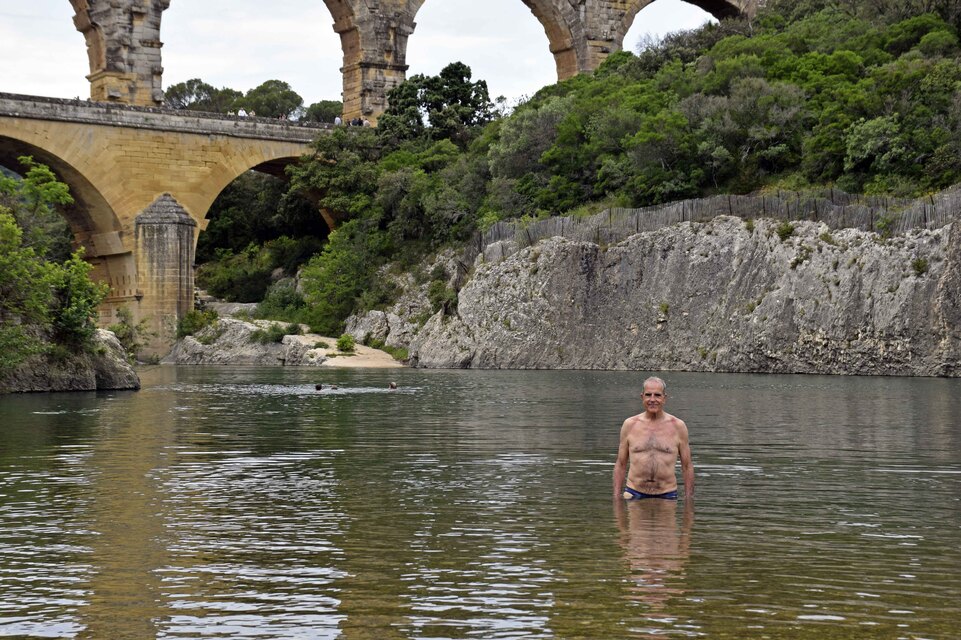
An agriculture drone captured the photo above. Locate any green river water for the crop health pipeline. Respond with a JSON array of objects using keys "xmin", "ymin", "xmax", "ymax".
[{"xmin": 1, "ymin": 366, "xmax": 959, "ymax": 639}]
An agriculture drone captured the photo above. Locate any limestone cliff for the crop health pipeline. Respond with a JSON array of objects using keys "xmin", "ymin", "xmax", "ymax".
[
  {"xmin": 0, "ymin": 329, "xmax": 141, "ymax": 393},
  {"xmin": 351, "ymin": 216, "xmax": 961, "ymax": 376}
]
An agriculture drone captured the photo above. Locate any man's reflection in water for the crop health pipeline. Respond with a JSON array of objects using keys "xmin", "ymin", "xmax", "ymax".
[{"xmin": 615, "ymin": 497, "xmax": 693, "ymax": 611}]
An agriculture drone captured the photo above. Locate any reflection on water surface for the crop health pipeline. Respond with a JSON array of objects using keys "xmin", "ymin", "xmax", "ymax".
[{"xmin": 1, "ymin": 367, "xmax": 959, "ymax": 638}]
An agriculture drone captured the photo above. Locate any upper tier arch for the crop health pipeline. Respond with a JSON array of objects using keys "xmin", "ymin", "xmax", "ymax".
[{"xmin": 67, "ymin": 0, "xmax": 758, "ymax": 120}]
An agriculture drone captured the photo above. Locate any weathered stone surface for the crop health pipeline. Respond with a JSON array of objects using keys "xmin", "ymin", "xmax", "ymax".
[
  {"xmin": 71, "ymin": 0, "xmax": 170, "ymax": 106},
  {"xmin": 396, "ymin": 216, "xmax": 960, "ymax": 376},
  {"xmin": 0, "ymin": 329, "xmax": 141, "ymax": 393}
]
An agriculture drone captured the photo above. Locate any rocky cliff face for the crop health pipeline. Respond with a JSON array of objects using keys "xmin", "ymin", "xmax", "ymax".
[
  {"xmin": 352, "ymin": 216, "xmax": 961, "ymax": 376},
  {"xmin": 0, "ymin": 329, "xmax": 141, "ymax": 393}
]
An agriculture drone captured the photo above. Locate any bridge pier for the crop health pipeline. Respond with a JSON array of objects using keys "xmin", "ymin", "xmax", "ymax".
[
  {"xmin": 134, "ymin": 194, "xmax": 196, "ymax": 354},
  {"xmin": 329, "ymin": 1, "xmax": 422, "ymax": 122},
  {"xmin": 70, "ymin": 0, "xmax": 168, "ymax": 107}
]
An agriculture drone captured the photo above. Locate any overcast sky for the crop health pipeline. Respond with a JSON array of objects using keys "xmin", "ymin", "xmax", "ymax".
[{"xmin": 1, "ymin": 1, "xmax": 714, "ymax": 108}]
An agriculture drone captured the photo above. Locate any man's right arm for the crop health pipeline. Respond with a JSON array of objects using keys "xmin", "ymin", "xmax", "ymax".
[{"xmin": 613, "ymin": 420, "xmax": 630, "ymax": 497}]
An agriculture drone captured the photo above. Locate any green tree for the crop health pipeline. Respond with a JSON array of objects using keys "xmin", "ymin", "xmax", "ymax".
[
  {"xmin": 196, "ymin": 171, "xmax": 327, "ymax": 264},
  {"xmin": 379, "ymin": 62, "xmax": 495, "ymax": 146},
  {"xmin": 298, "ymin": 219, "xmax": 388, "ymax": 336},
  {"xmin": 0, "ymin": 156, "xmax": 74, "ymax": 262},
  {"xmin": 164, "ymin": 78, "xmax": 242, "ymax": 113},
  {"xmin": 304, "ymin": 100, "xmax": 343, "ymax": 123},
  {"xmin": 49, "ymin": 249, "xmax": 109, "ymax": 348},
  {"xmin": 1, "ymin": 160, "xmax": 110, "ymax": 373},
  {"xmin": 0, "ymin": 209, "xmax": 54, "ymax": 373},
  {"xmin": 242, "ymin": 80, "xmax": 304, "ymax": 119}
]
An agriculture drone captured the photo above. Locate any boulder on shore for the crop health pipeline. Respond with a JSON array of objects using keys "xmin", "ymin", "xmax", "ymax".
[{"xmin": 0, "ymin": 329, "xmax": 141, "ymax": 393}]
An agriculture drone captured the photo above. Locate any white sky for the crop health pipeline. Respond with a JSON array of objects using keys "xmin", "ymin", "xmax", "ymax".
[{"xmin": 1, "ymin": 1, "xmax": 714, "ymax": 107}]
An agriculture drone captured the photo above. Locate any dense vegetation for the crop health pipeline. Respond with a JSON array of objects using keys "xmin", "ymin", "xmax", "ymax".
[
  {"xmin": 192, "ymin": 0, "xmax": 961, "ymax": 336},
  {"xmin": 0, "ymin": 158, "xmax": 109, "ymax": 378},
  {"xmin": 164, "ymin": 77, "xmax": 342, "ymax": 122}
]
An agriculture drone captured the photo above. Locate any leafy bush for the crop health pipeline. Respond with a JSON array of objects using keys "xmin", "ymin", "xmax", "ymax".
[
  {"xmin": 776, "ymin": 221, "xmax": 795, "ymax": 241},
  {"xmin": 256, "ymin": 280, "xmax": 306, "ymax": 321},
  {"xmin": 250, "ymin": 323, "xmax": 289, "ymax": 344},
  {"xmin": 48, "ymin": 249, "xmax": 109, "ymax": 349},
  {"xmin": 363, "ymin": 335, "xmax": 409, "ymax": 362},
  {"xmin": 911, "ymin": 257, "xmax": 929, "ymax": 276},
  {"xmin": 427, "ymin": 280, "xmax": 458, "ymax": 314},
  {"xmin": 336, "ymin": 333, "xmax": 356, "ymax": 352},
  {"xmin": 108, "ymin": 306, "xmax": 153, "ymax": 359},
  {"xmin": 177, "ymin": 308, "xmax": 219, "ymax": 338},
  {"xmin": 298, "ymin": 219, "xmax": 387, "ymax": 336},
  {"xmin": 1, "ymin": 161, "xmax": 109, "ymax": 374}
]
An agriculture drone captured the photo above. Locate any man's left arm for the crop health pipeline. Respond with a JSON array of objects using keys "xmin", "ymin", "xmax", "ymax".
[{"xmin": 677, "ymin": 419, "xmax": 695, "ymax": 499}]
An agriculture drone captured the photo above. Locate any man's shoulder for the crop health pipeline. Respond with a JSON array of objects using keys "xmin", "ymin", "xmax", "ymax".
[{"xmin": 621, "ymin": 414, "xmax": 646, "ymax": 433}]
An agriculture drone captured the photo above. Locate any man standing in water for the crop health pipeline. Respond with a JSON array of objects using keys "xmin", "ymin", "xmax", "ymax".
[{"xmin": 613, "ymin": 376, "xmax": 694, "ymax": 500}]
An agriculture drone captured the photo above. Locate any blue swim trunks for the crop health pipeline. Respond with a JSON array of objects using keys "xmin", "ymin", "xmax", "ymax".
[{"xmin": 623, "ymin": 486, "xmax": 678, "ymax": 500}]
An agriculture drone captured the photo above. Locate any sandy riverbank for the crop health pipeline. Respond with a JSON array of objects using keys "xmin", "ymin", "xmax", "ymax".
[{"xmin": 293, "ymin": 335, "xmax": 404, "ymax": 368}]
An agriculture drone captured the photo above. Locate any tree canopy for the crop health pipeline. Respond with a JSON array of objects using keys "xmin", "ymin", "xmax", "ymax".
[
  {"xmin": 377, "ymin": 62, "xmax": 496, "ymax": 146},
  {"xmin": 1, "ymin": 159, "xmax": 108, "ymax": 376},
  {"xmin": 164, "ymin": 78, "xmax": 306, "ymax": 118},
  {"xmin": 164, "ymin": 78, "xmax": 242, "ymax": 113},
  {"xmin": 242, "ymin": 80, "xmax": 304, "ymax": 118}
]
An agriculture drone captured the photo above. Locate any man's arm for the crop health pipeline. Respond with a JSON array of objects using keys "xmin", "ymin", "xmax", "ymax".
[
  {"xmin": 613, "ymin": 419, "xmax": 631, "ymax": 497},
  {"xmin": 677, "ymin": 419, "xmax": 695, "ymax": 499}
]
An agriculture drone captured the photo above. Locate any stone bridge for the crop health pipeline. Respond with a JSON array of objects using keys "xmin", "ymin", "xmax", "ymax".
[
  {"xmin": 68, "ymin": 0, "xmax": 760, "ymax": 121},
  {"xmin": 0, "ymin": 92, "xmax": 328, "ymax": 353}
]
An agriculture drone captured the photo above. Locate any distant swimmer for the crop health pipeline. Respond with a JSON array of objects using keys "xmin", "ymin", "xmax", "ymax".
[
  {"xmin": 388, "ymin": 382, "xmax": 398, "ymax": 390},
  {"xmin": 613, "ymin": 376, "xmax": 694, "ymax": 500},
  {"xmin": 315, "ymin": 384, "xmax": 323, "ymax": 391}
]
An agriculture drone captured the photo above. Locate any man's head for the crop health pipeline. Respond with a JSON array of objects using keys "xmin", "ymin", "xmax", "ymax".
[
  {"xmin": 644, "ymin": 376, "xmax": 666, "ymax": 394},
  {"xmin": 642, "ymin": 376, "xmax": 667, "ymax": 413}
]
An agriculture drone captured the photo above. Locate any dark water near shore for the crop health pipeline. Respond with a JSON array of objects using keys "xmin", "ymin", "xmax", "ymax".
[{"xmin": 1, "ymin": 367, "xmax": 960, "ymax": 639}]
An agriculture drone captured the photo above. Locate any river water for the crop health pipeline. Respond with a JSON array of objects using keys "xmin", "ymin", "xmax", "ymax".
[{"xmin": 1, "ymin": 367, "xmax": 959, "ymax": 639}]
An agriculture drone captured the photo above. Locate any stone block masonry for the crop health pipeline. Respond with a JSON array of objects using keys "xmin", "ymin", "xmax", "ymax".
[{"xmin": 0, "ymin": 92, "xmax": 330, "ymax": 354}]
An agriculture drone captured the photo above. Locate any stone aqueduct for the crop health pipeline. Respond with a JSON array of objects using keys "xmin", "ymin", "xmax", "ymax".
[
  {"xmin": 71, "ymin": 0, "xmax": 758, "ymax": 119},
  {"xmin": 0, "ymin": 93, "xmax": 328, "ymax": 353},
  {"xmin": 2, "ymin": 0, "xmax": 758, "ymax": 353}
]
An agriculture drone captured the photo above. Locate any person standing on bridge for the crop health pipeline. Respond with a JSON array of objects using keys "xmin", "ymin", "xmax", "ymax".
[{"xmin": 613, "ymin": 376, "xmax": 694, "ymax": 501}]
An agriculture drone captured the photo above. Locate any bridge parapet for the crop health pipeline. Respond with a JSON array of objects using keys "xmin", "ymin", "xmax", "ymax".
[{"xmin": 0, "ymin": 93, "xmax": 329, "ymax": 144}]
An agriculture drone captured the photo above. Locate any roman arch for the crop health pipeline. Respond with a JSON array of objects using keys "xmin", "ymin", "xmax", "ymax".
[
  {"xmin": 67, "ymin": 0, "xmax": 759, "ymax": 121},
  {"xmin": 0, "ymin": 92, "xmax": 327, "ymax": 353}
]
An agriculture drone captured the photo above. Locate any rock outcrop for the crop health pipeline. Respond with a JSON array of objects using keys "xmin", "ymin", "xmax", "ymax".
[
  {"xmin": 163, "ymin": 318, "xmax": 327, "ymax": 366},
  {"xmin": 163, "ymin": 318, "xmax": 402, "ymax": 368},
  {"xmin": 350, "ymin": 216, "xmax": 961, "ymax": 376},
  {"xmin": 0, "ymin": 329, "xmax": 141, "ymax": 393}
]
